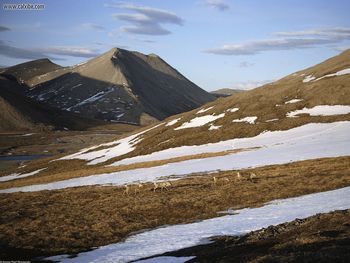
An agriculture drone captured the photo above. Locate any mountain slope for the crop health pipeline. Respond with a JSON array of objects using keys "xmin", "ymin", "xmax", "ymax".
[
  {"xmin": 27, "ymin": 48, "xmax": 215, "ymax": 124},
  {"xmin": 84, "ymin": 49, "xmax": 350, "ymax": 163},
  {"xmin": 1, "ymin": 49, "xmax": 349, "ymax": 185},
  {"xmin": 0, "ymin": 76, "xmax": 113, "ymax": 131},
  {"xmin": 1, "ymin": 58, "xmax": 63, "ymax": 87}
]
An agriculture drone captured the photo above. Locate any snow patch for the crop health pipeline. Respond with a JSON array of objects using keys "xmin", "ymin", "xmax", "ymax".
[
  {"xmin": 197, "ymin": 106, "xmax": 213, "ymax": 114},
  {"xmin": 226, "ymin": 108, "xmax": 239, "ymax": 113},
  {"xmin": 66, "ymin": 87, "xmax": 114, "ymax": 111},
  {"xmin": 71, "ymin": 84, "xmax": 82, "ymax": 89},
  {"xmin": 232, "ymin": 116, "xmax": 257, "ymax": 124},
  {"xmin": 285, "ymin": 99, "xmax": 303, "ymax": 104},
  {"xmin": 265, "ymin": 118, "xmax": 278, "ymax": 122},
  {"xmin": 303, "ymin": 75, "xmax": 315, "ymax": 83},
  {"xmin": 287, "ymin": 105, "xmax": 350, "ymax": 117},
  {"xmin": 0, "ymin": 168, "xmax": 47, "ymax": 182},
  {"xmin": 109, "ymin": 121, "xmax": 350, "ymax": 167},
  {"xmin": 44, "ymin": 187, "xmax": 350, "ymax": 263},
  {"xmin": 58, "ymin": 124, "xmax": 162, "ymax": 165},
  {"xmin": 136, "ymin": 256, "xmax": 195, "ymax": 263},
  {"xmin": 208, "ymin": 124, "xmax": 222, "ymax": 130},
  {"xmin": 166, "ymin": 118, "xmax": 181, "ymax": 126},
  {"xmin": 314, "ymin": 68, "xmax": 350, "ymax": 81},
  {"xmin": 3, "ymin": 121, "xmax": 350, "ymax": 193},
  {"xmin": 175, "ymin": 114, "xmax": 225, "ymax": 130}
]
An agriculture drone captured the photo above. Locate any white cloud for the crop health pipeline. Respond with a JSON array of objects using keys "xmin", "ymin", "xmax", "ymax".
[
  {"xmin": 0, "ymin": 41, "xmax": 100, "ymax": 60},
  {"xmin": 273, "ymin": 28, "xmax": 350, "ymax": 39},
  {"xmin": 36, "ymin": 46, "xmax": 100, "ymax": 58},
  {"xmin": 230, "ymin": 80, "xmax": 274, "ymax": 90},
  {"xmin": 205, "ymin": 0, "xmax": 230, "ymax": 11},
  {"xmin": 204, "ymin": 27, "xmax": 350, "ymax": 56},
  {"xmin": 107, "ymin": 3, "xmax": 183, "ymax": 35}
]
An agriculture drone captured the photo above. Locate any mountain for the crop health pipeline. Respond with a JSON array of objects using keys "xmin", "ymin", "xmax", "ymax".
[
  {"xmin": 24, "ymin": 48, "xmax": 215, "ymax": 125},
  {"xmin": 1, "ymin": 58, "xmax": 63, "ymax": 87},
  {"xmin": 210, "ymin": 88, "xmax": 244, "ymax": 98},
  {"xmin": 0, "ymin": 75, "xmax": 116, "ymax": 131}
]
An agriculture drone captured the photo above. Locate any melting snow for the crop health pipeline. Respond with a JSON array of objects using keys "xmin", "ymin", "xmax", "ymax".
[
  {"xmin": 208, "ymin": 124, "xmax": 222, "ymax": 130},
  {"xmin": 285, "ymin": 99, "xmax": 303, "ymax": 104},
  {"xmin": 314, "ymin": 67, "xmax": 350, "ymax": 81},
  {"xmin": 226, "ymin": 108, "xmax": 239, "ymax": 113},
  {"xmin": 66, "ymin": 87, "xmax": 114, "ymax": 111},
  {"xmin": 232, "ymin": 116, "xmax": 257, "ymax": 124},
  {"xmin": 265, "ymin": 118, "xmax": 278, "ymax": 122},
  {"xmin": 2, "ymin": 121, "xmax": 350, "ymax": 193},
  {"xmin": 197, "ymin": 106, "xmax": 213, "ymax": 114},
  {"xmin": 303, "ymin": 75, "xmax": 316, "ymax": 83},
  {"xmin": 109, "ymin": 121, "xmax": 349, "ymax": 166},
  {"xmin": 45, "ymin": 187, "xmax": 350, "ymax": 263},
  {"xmin": 166, "ymin": 118, "xmax": 181, "ymax": 126},
  {"xmin": 71, "ymin": 84, "xmax": 82, "ymax": 89},
  {"xmin": 302, "ymin": 68, "xmax": 350, "ymax": 83},
  {"xmin": 0, "ymin": 168, "xmax": 47, "ymax": 182},
  {"xmin": 58, "ymin": 124, "xmax": 162, "ymax": 165},
  {"xmin": 287, "ymin": 105, "xmax": 350, "ymax": 117},
  {"xmin": 136, "ymin": 256, "xmax": 195, "ymax": 263},
  {"xmin": 175, "ymin": 114, "xmax": 225, "ymax": 130}
]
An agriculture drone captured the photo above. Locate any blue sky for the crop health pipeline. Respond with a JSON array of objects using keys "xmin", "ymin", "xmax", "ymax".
[{"xmin": 0, "ymin": 0, "xmax": 350, "ymax": 91}]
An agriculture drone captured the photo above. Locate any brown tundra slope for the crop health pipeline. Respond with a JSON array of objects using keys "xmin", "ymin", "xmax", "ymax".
[{"xmin": 0, "ymin": 49, "xmax": 349, "ymax": 186}]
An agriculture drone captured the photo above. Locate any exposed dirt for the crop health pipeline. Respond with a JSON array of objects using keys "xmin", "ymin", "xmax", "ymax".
[
  {"xmin": 0, "ymin": 156, "xmax": 349, "ymax": 260},
  {"xmin": 159, "ymin": 209, "xmax": 350, "ymax": 263}
]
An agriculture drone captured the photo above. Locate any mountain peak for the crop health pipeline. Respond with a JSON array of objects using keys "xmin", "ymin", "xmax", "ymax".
[{"xmin": 24, "ymin": 48, "xmax": 215, "ymax": 124}]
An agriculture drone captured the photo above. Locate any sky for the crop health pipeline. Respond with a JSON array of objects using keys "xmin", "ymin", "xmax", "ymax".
[{"xmin": 0, "ymin": 0, "xmax": 349, "ymax": 91}]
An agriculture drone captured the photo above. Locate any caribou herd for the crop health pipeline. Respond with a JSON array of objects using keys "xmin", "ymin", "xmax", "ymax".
[{"xmin": 122, "ymin": 171, "xmax": 258, "ymax": 196}]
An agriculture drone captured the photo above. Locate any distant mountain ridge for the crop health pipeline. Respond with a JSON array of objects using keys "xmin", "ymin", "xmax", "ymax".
[
  {"xmin": 2, "ymin": 48, "xmax": 215, "ymax": 125},
  {"xmin": 210, "ymin": 88, "xmax": 244, "ymax": 98}
]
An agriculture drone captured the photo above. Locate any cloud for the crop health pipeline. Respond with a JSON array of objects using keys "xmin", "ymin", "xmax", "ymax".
[
  {"xmin": 0, "ymin": 40, "xmax": 58, "ymax": 60},
  {"xmin": 204, "ymin": 27, "xmax": 350, "ymax": 55},
  {"xmin": 0, "ymin": 41, "xmax": 100, "ymax": 60},
  {"xmin": 239, "ymin": 61, "xmax": 254, "ymax": 67},
  {"xmin": 107, "ymin": 2, "xmax": 183, "ymax": 35},
  {"xmin": 0, "ymin": 26, "xmax": 10, "ymax": 32},
  {"xmin": 230, "ymin": 80, "xmax": 274, "ymax": 90},
  {"xmin": 80, "ymin": 23, "xmax": 105, "ymax": 31},
  {"xmin": 205, "ymin": 0, "xmax": 229, "ymax": 11},
  {"xmin": 273, "ymin": 28, "xmax": 350, "ymax": 39},
  {"xmin": 37, "ymin": 46, "xmax": 100, "ymax": 58}
]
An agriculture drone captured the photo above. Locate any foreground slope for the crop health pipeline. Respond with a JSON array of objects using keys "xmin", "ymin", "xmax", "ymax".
[{"xmin": 27, "ymin": 48, "xmax": 215, "ymax": 124}]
